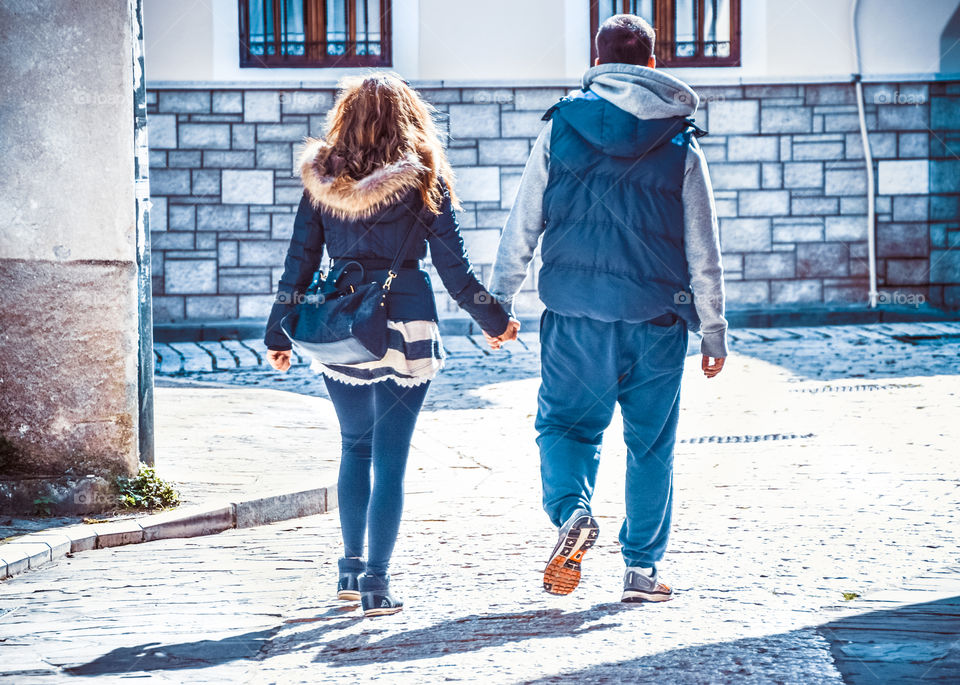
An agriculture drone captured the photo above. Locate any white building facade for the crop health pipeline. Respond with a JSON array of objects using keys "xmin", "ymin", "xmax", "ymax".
[{"xmin": 143, "ymin": 0, "xmax": 960, "ymax": 327}]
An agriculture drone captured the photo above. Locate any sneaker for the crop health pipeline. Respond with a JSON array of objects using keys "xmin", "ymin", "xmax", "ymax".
[
  {"xmin": 359, "ymin": 573, "xmax": 403, "ymax": 618},
  {"xmin": 543, "ymin": 508, "xmax": 600, "ymax": 595},
  {"xmin": 337, "ymin": 557, "xmax": 364, "ymax": 601},
  {"xmin": 621, "ymin": 567, "xmax": 674, "ymax": 603}
]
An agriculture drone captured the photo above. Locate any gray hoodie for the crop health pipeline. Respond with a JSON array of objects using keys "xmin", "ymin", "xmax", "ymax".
[{"xmin": 488, "ymin": 63, "xmax": 728, "ymax": 358}]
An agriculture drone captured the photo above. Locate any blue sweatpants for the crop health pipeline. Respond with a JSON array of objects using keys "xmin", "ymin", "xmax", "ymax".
[{"xmin": 536, "ymin": 310, "xmax": 687, "ymax": 569}]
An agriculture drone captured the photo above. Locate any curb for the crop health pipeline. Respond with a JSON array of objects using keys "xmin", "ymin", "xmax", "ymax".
[{"xmin": 0, "ymin": 482, "xmax": 337, "ymax": 582}]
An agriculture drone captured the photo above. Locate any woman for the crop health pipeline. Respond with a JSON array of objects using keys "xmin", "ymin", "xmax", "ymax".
[{"xmin": 264, "ymin": 73, "xmax": 519, "ymax": 618}]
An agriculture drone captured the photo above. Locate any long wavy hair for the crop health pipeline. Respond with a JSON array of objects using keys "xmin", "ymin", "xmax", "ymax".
[{"xmin": 320, "ymin": 72, "xmax": 460, "ymax": 214}]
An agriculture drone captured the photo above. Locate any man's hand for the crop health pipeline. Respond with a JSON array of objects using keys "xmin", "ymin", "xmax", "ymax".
[
  {"xmin": 702, "ymin": 355, "xmax": 725, "ymax": 378},
  {"xmin": 484, "ymin": 319, "xmax": 521, "ymax": 351},
  {"xmin": 267, "ymin": 349, "xmax": 292, "ymax": 372}
]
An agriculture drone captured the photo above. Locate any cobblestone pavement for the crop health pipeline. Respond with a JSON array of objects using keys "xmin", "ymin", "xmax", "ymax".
[{"xmin": 1, "ymin": 322, "xmax": 959, "ymax": 682}]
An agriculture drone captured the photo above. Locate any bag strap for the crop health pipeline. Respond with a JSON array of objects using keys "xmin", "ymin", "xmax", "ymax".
[{"xmin": 383, "ymin": 214, "xmax": 424, "ymax": 290}]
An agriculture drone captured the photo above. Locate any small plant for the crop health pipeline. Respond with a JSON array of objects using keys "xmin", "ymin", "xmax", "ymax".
[
  {"xmin": 116, "ymin": 465, "xmax": 180, "ymax": 510},
  {"xmin": 33, "ymin": 494, "xmax": 56, "ymax": 517},
  {"xmin": 842, "ymin": 592, "xmax": 860, "ymax": 601}
]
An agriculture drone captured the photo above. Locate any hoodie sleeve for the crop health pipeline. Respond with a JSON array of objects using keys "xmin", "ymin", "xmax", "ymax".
[
  {"xmin": 263, "ymin": 191, "xmax": 325, "ymax": 351},
  {"xmin": 488, "ymin": 120, "xmax": 552, "ymax": 316},
  {"xmin": 683, "ymin": 137, "xmax": 729, "ymax": 358}
]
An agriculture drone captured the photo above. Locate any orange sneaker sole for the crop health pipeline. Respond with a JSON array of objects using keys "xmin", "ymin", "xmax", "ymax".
[{"xmin": 543, "ymin": 518, "xmax": 599, "ymax": 595}]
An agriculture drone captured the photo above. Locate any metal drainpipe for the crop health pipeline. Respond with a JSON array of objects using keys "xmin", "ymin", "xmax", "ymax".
[{"xmin": 851, "ymin": 0, "xmax": 879, "ymax": 308}]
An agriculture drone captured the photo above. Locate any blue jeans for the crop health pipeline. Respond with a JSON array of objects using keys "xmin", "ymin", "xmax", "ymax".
[
  {"xmin": 536, "ymin": 310, "xmax": 687, "ymax": 569},
  {"xmin": 324, "ymin": 377, "xmax": 430, "ymax": 576}
]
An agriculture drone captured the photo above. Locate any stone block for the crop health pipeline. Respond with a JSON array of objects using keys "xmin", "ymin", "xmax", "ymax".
[
  {"xmin": 791, "ymin": 196, "xmax": 838, "ymax": 216},
  {"xmin": 877, "ymin": 105, "xmax": 929, "ymax": 130},
  {"xmin": 281, "ymin": 90, "xmax": 333, "ymax": 114},
  {"xmin": 930, "ymin": 249, "xmax": 960, "ymax": 282},
  {"xmin": 893, "ymin": 196, "xmax": 928, "ymax": 222},
  {"xmin": 271, "ymin": 212, "xmax": 295, "ymax": 239},
  {"xmin": 158, "ymin": 90, "xmax": 210, "ymax": 113},
  {"xmin": 824, "ymin": 168, "xmax": 867, "ymax": 196},
  {"xmin": 724, "ymin": 280, "xmax": 769, "ymax": 304},
  {"xmin": 256, "ymin": 142, "xmax": 292, "ymax": 170},
  {"xmin": 185, "ymin": 295, "xmax": 237, "ymax": 319},
  {"xmin": 479, "ymin": 139, "xmax": 531, "ymax": 165},
  {"xmin": 91, "ymin": 519, "xmax": 144, "ymax": 548},
  {"xmin": 844, "ymin": 132, "xmax": 897, "ymax": 159},
  {"xmin": 771, "ymin": 279, "xmax": 822, "ymax": 303},
  {"xmin": 232, "ymin": 124, "xmax": 256, "ymax": 150},
  {"xmin": 877, "ymin": 223, "xmax": 928, "ymax": 258},
  {"xmin": 804, "ymin": 84, "xmax": 855, "ymax": 106},
  {"xmin": 931, "ymin": 159, "xmax": 960, "ymax": 194},
  {"xmin": 449, "ymin": 104, "xmax": 500, "ymax": 138},
  {"xmin": 447, "ymin": 147, "xmax": 477, "ymax": 166},
  {"xmin": 179, "ymin": 123, "xmax": 231, "ymax": 149},
  {"xmin": 825, "ymin": 216, "xmax": 867, "ymax": 241},
  {"xmin": 219, "ymin": 272, "xmax": 272, "ymax": 293},
  {"xmin": 500, "ymin": 172, "xmax": 523, "ymax": 210},
  {"xmin": 460, "ymin": 88, "xmax": 513, "ymax": 105},
  {"xmin": 1, "ymin": 541, "xmax": 50, "ymax": 570},
  {"xmin": 244, "ymin": 91, "xmax": 281, "ymax": 122},
  {"xmin": 513, "ymin": 88, "xmax": 566, "ymax": 110},
  {"xmin": 783, "ymin": 162, "xmax": 823, "ymax": 188},
  {"xmin": 738, "ymin": 190, "xmax": 789, "ymax": 216},
  {"xmin": 773, "ymin": 219, "xmax": 823, "ymax": 242},
  {"xmin": 149, "ymin": 149, "xmax": 167, "ymax": 168},
  {"xmin": 139, "ymin": 504, "xmax": 236, "ymax": 542},
  {"xmin": 275, "ymin": 184, "xmax": 304, "ymax": 205},
  {"xmin": 151, "ymin": 196, "xmax": 167, "ymax": 231},
  {"xmin": 710, "ymin": 163, "xmax": 760, "ymax": 190},
  {"xmin": 196, "ymin": 232, "xmax": 216, "ymax": 250},
  {"xmin": 151, "ymin": 231, "xmax": 194, "ymax": 250},
  {"xmin": 720, "ymin": 218, "xmax": 771, "ymax": 252},
  {"xmin": 256, "ymin": 123, "xmax": 308, "ymax": 142},
  {"xmin": 885, "ymin": 258, "xmax": 929, "ymax": 285},
  {"xmin": 455, "ymin": 167, "xmax": 500, "ymax": 202},
  {"xmin": 797, "ymin": 242, "xmax": 848, "ymax": 277},
  {"xmin": 898, "ymin": 132, "xmax": 928, "ymax": 158},
  {"xmin": 168, "ymin": 150, "xmax": 201, "ymax": 168},
  {"xmin": 150, "ymin": 169, "xmax": 190, "ymax": 195},
  {"xmin": 218, "ymin": 240, "xmax": 238, "ymax": 267},
  {"xmin": 149, "ymin": 113, "xmax": 177, "ymax": 149},
  {"xmin": 238, "ymin": 240, "xmax": 288, "ymax": 266},
  {"xmin": 191, "ymin": 169, "xmax": 220, "ymax": 196},
  {"xmin": 235, "ymin": 487, "xmax": 330, "ymax": 528},
  {"xmin": 222, "ymin": 170, "xmax": 274, "ymax": 204},
  {"xmin": 501, "ymin": 111, "xmax": 547, "ymax": 138},
  {"xmin": 196, "ymin": 204, "xmax": 246, "ymax": 231},
  {"xmin": 728, "ymin": 137, "xmax": 780, "ymax": 162},
  {"xmin": 212, "ymin": 91, "xmax": 243, "ymax": 114},
  {"xmin": 793, "ymin": 142, "xmax": 844, "ymax": 161},
  {"xmin": 238, "ymin": 294, "xmax": 274, "ymax": 318},
  {"xmin": 707, "ymin": 100, "xmax": 759, "ymax": 134},
  {"xmin": 878, "ymin": 160, "xmax": 928, "ymax": 195},
  {"xmin": 58, "ymin": 524, "xmax": 98, "ymax": 553},
  {"xmin": 165, "ymin": 259, "xmax": 218, "ymax": 294},
  {"xmin": 153, "ymin": 296, "xmax": 185, "ymax": 322},
  {"xmin": 203, "ymin": 150, "xmax": 255, "ymax": 168},
  {"xmin": 476, "ymin": 208, "xmax": 510, "ymax": 228},
  {"xmin": 744, "ymin": 252, "xmax": 795, "ymax": 279},
  {"xmin": 761, "ymin": 106, "xmax": 811, "ymax": 133},
  {"xmin": 761, "ymin": 163, "xmax": 782, "ymax": 189}
]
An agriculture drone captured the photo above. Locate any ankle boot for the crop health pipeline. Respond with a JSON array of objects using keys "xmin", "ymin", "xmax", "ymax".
[
  {"xmin": 359, "ymin": 573, "xmax": 403, "ymax": 617},
  {"xmin": 337, "ymin": 557, "xmax": 364, "ymax": 601}
]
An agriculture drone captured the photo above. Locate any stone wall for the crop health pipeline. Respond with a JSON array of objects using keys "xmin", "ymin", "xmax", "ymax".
[{"xmin": 146, "ymin": 80, "xmax": 960, "ymax": 325}]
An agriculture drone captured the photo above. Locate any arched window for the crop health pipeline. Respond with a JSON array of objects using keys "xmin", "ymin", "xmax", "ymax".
[
  {"xmin": 590, "ymin": 0, "xmax": 740, "ymax": 67},
  {"xmin": 239, "ymin": 0, "xmax": 391, "ymax": 68}
]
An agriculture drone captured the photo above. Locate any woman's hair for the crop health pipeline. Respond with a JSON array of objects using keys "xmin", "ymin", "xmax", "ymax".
[{"xmin": 321, "ymin": 72, "xmax": 459, "ymax": 214}]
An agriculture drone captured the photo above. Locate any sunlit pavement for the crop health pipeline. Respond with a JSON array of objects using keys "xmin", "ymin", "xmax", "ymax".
[{"xmin": 1, "ymin": 322, "xmax": 958, "ymax": 683}]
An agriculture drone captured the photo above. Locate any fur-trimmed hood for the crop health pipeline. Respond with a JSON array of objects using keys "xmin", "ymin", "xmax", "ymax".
[{"xmin": 297, "ymin": 138, "xmax": 428, "ymax": 220}]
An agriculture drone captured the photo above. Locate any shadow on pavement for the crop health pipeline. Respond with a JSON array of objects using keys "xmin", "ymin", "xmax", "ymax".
[
  {"xmin": 308, "ymin": 603, "xmax": 631, "ymax": 667},
  {"xmin": 522, "ymin": 595, "xmax": 960, "ymax": 683}
]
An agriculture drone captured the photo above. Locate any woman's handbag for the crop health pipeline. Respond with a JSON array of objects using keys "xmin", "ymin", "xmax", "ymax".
[{"xmin": 279, "ymin": 224, "xmax": 419, "ymax": 365}]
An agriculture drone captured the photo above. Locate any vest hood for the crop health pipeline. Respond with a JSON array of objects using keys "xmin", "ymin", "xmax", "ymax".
[{"xmin": 556, "ymin": 65, "xmax": 699, "ymax": 158}]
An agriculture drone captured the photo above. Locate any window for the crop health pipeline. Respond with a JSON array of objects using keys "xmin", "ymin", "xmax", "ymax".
[
  {"xmin": 590, "ymin": 0, "xmax": 740, "ymax": 67},
  {"xmin": 239, "ymin": 0, "xmax": 391, "ymax": 68}
]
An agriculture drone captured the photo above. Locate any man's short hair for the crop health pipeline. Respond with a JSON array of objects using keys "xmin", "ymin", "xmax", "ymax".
[{"xmin": 596, "ymin": 14, "xmax": 656, "ymax": 66}]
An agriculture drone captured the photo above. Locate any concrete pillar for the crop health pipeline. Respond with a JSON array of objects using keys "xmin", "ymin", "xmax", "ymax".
[{"xmin": 0, "ymin": 1, "xmax": 144, "ymax": 513}]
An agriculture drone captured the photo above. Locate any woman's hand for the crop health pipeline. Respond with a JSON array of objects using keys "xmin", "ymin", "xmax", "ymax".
[
  {"xmin": 267, "ymin": 349, "xmax": 292, "ymax": 372},
  {"xmin": 483, "ymin": 319, "xmax": 521, "ymax": 351}
]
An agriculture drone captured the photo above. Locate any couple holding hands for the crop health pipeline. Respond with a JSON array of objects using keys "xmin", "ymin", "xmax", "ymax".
[{"xmin": 264, "ymin": 14, "xmax": 726, "ymax": 618}]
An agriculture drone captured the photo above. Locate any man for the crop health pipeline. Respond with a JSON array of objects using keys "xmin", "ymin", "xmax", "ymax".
[{"xmin": 487, "ymin": 14, "xmax": 727, "ymax": 603}]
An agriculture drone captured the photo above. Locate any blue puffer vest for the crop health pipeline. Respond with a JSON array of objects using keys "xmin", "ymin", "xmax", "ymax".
[{"xmin": 540, "ymin": 91, "xmax": 702, "ymax": 329}]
